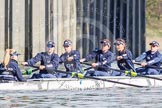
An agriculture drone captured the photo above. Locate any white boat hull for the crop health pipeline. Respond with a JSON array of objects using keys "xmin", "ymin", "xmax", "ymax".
[{"xmin": 0, "ymin": 75, "xmax": 162, "ymax": 90}]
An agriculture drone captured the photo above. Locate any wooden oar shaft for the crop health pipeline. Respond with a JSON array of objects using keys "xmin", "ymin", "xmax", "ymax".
[{"xmin": 55, "ymin": 70, "xmax": 144, "ymax": 88}]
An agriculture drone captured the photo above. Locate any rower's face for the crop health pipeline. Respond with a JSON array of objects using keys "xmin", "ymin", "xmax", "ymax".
[
  {"xmin": 64, "ymin": 45, "xmax": 72, "ymax": 53},
  {"xmin": 47, "ymin": 47, "xmax": 55, "ymax": 53},
  {"xmin": 101, "ymin": 43, "xmax": 110, "ymax": 52},
  {"xmin": 115, "ymin": 44, "xmax": 125, "ymax": 51},
  {"xmin": 11, "ymin": 55, "xmax": 18, "ymax": 61},
  {"xmin": 150, "ymin": 45, "xmax": 158, "ymax": 52}
]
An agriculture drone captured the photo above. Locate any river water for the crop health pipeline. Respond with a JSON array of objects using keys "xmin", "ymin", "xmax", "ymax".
[{"xmin": 0, "ymin": 87, "xmax": 162, "ymax": 108}]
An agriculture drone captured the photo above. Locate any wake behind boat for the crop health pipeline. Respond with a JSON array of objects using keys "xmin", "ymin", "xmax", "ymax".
[{"xmin": 0, "ymin": 75, "xmax": 162, "ymax": 91}]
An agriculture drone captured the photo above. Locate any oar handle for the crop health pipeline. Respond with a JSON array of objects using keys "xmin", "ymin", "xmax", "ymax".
[
  {"xmin": 84, "ymin": 67, "xmax": 93, "ymax": 71},
  {"xmin": 25, "ymin": 65, "xmax": 39, "ymax": 69},
  {"xmin": 134, "ymin": 62, "xmax": 162, "ymax": 69},
  {"xmin": 81, "ymin": 62, "xmax": 92, "ymax": 66},
  {"xmin": 133, "ymin": 62, "xmax": 141, "ymax": 65}
]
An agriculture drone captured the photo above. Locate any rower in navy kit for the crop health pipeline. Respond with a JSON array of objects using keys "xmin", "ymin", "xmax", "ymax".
[
  {"xmin": 80, "ymin": 39, "xmax": 115, "ymax": 76},
  {"xmin": 6, "ymin": 49, "xmax": 26, "ymax": 81},
  {"xmin": 57, "ymin": 39, "xmax": 81, "ymax": 78},
  {"xmin": 134, "ymin": 41, "xmax": 162, "ymax": 75},
  {"xmin": 21, "ymin": 41, "xmax": 60, "ymax": 78},
  {"xmin": 113, "ymin": 38, "xmax": 135, "ymax": 76}
]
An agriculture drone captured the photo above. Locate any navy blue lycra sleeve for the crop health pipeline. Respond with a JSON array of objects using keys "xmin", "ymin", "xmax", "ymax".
[
  {"xmin": 60, "ymin": 50, "xmax": 80, "ymax": 63},
  {"xmin": 85, "ymin": 51, "xmax": 97, "ymax": 62},
  {"xmin": 147, "ymin": 53, "xmax": 162, "ymax": 66},
  {"xmin": 135, "ymin": 52, "xmax": 147, "ymax": 62},
  {"xmin": 121, "ymin": 50, "xmax": 132, "ymax": 60},
  {"xmin": 60, "ymin": 54, "xmax": 65, "ymax": 63},
  {"xmin": 27, "ymin": 53, "xmax": 42, "ymax": 66},
  {"xmin": 97, "ymin": 52, "xmax": 115, "ymax": 66},
  {"xmin": 73, "ymin": 50, "xmax": 80, "ymax": 61}
]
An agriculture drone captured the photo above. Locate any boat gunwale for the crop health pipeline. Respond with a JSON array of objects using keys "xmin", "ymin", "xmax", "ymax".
[{"xmin": 25, "ymin": 75, "xmax": 162, "ymax": 81}]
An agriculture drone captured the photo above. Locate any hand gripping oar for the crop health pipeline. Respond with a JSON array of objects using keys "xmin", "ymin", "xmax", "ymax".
[
  {"xmin": 22, "ymin": 65, "xmax": 39, "ymax": 75},
  {"xmin": 24, "ymin": 65, "xmax": 57, "ymax": 75},
  {"xmin": 55, "ymin": 70, "xmax": 144, "ymax": 88},
  {"xmin": 83, "ymin": 67, "xmax": 93, "ymax": 71},
  {"xmin": 81, "ymin": 62, "xmax": 162, "ymax": 81},
  {"xmin": 22, "ymin": 68, "xmax": 39, "ymax": 75},
  {"xmin": 134, "ymin": 62, "xmax": 162, "ymax": 69}
]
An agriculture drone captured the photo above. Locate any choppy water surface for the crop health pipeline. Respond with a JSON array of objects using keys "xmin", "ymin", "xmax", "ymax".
[{"xmin": 0, "ymin": 88, "xmax": 162, "ymax": 108}]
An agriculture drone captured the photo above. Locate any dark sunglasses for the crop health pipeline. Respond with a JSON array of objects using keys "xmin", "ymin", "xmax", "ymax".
[
  {"xmin": 100, "ymin": 41, "xmax": 110, "ymax": 46},
  {"xmin": 115, "ymin": 43, "xmax": 121, "ymax": 46},
  {"xmin": 64, "ymin": 45, "xmax": 70, "ymax": 48},
  {"xmin": 151, "ymin": 45, "xmax": 157, "ymax": 47}
]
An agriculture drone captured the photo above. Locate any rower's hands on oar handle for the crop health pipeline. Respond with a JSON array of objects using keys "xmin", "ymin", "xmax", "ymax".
[
  {"xmin": 132, "ymin": 60, "xmax": 135, "ymax": 63},
  {"xmin": 39, "ymin": 65, "xmax": 45, "ymax": 70},
  {"xmin": 21, "ymin": 62, "xmax": 28, "ymax": 66},
  {"xmin": 67, "ymin": 56, "xmax": 73, "ymax": 62},
  {"xmin": 141, "ymin": 62, "xmax": 147, "ymax": 67},
  {"xmin": 91, "ymin": 63, "xmax": 98, "ymax": 67},
  {"xmin": 21, "ymin": 62, "xmax": 45, "ymax": 70},
  {"xmin": 80, "ymin": 58, "xmax": 86, "ymax": 63},
  {"xmin": 132, "ymin": 60, "xmax": 147, "ymax": 67},
  {"xmin": 116, "ymin": 56, "xmax": 123, "ymax": 60},
  {"xmin": 80, "ymin": 58, "xmax": 98, "ymax": 67}
]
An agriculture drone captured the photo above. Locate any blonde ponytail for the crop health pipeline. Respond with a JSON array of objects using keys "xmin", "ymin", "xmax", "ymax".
[{"xmin": 3, "ymin": 49, "xmax": 15, "ymax": 68}]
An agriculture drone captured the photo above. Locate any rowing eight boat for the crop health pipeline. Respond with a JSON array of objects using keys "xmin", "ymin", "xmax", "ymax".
[{"xmin": 0, "ymin": 75, "xmax": 162, "ymax": 90}]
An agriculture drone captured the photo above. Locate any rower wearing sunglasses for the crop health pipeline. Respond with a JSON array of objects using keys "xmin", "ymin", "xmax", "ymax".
[
  {"xmin": 134, "ymin": 41, "xmax": 162, "ymax": 75},
  {"xmin": 57, "ymin": 39, "xmax": 82, "ymax": 78},
  {"xmin": 80, "ymin": 39, "xmax": 115, "ymax": 76},
  {"xmin": 21, "ymin": 41, "xmax": 60, "ymax": 78}
]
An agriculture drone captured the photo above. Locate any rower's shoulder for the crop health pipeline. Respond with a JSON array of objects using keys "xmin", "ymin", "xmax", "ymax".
[
  {"xmin": 71, "ymin": 50, "xmax": 80, "ymax": 54},
  {"xmin": 52, "ymin": 53, "xmax": 59, "ymax": 57},
  {"xmin": 107, "ymin": 50, "xmax": 114, "ymax": 55},
  {"xmin": 156, "ymin": 50, "xmax": 161, "ymax": 55},
  {"xmin": 125, "ymin": 49, "xmax": 132, "ymax": 53}
]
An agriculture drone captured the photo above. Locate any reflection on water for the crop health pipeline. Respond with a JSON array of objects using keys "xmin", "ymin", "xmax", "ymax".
[{"xmin": 1, "ymin": 88, "xmax": 162, "ymax": 108}]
